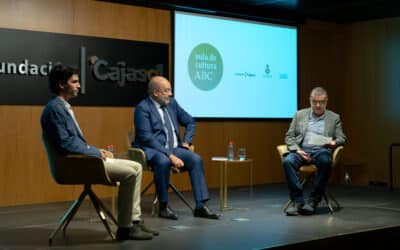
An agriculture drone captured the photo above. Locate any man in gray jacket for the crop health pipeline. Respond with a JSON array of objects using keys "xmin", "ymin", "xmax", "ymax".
[{"xmin": 283, "ymin": 87, "xmax": 346, "ymax": 216}]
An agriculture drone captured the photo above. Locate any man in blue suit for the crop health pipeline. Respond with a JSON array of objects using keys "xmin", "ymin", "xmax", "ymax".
[
  {"xmin": 133, "ymin": 76, "xmax": 219, "ymax": 220},
  {"xmin": 41, "ymin": 64, "xmax": 158, "ymax": 241}
]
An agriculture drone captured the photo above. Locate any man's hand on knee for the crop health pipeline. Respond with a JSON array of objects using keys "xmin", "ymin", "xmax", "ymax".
[
  {"xmin": 169, "ymin": 154, "xmax": 184, "ymax": 168},
  {"xmin": 296, "ymin": 149, "xmax": 311, "ymax": 162},
  {"xmin": 181, "ymin": 142, "xmax": 190, "ymax": 150}
]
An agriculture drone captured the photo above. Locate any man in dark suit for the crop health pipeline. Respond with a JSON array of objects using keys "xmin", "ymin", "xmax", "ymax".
[
  {"xmin": 133, "ymin": 76, "xmax": 219, "ymax": 220},
  {"xmin": 41, "ymin": 64, "xmax": 158, "ymax": 241},
  {"xmin": 283, "ymin": 87, "xmax": 346, "ymax": 216}
]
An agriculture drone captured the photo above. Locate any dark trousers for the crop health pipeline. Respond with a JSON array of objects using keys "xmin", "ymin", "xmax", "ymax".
[
  {"xmin": 148, "ymin": 147, "xmax": 209, "ymax": 205},
  {"xmin": 282, "ymin": 147, "xmax": 332, "ymax": 204}
]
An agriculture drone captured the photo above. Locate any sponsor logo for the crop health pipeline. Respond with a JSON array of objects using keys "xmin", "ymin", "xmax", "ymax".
[
  {"xmin": 0, "ymin": 47, "xmax": 164, "ymax": 94},
  {"xmin": 188, "ymin": 43, "xmax": 223, "ymax": 91},
  {"xmin": 89, "ymin": 56, "xmax": 163, "ymax": 87},
  {"xmin": 0, "ymin": 60, "xmax": 52, "ymax": 76}
]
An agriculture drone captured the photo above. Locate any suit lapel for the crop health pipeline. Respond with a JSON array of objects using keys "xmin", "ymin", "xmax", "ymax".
[
  {"xmin": 324, "ymin": 111, "xmax": 333, "ymax": 136},
  {"xmin": 147, "ymin": 98, "xmax": 163, "ymax": 126},
  {"xmin": 299, "ymin": 109, "xmax": 310, "ymax": 134},
  {"xmin": 55, "ymin": 98, "xmax": 86, "ymax": 142}
]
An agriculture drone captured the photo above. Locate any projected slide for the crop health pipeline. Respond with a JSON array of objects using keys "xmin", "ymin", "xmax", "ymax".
[{"xmin": 174, "ymin": 11, "xmax": 298, "ymax": 119}]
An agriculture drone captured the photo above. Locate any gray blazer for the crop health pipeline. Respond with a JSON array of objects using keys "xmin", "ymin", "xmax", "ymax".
[{"xmin": 284, "ymin": 108, "xmax": 346, "ymax": 152}]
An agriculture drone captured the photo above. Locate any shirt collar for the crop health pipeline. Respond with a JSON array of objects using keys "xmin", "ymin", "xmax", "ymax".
[
  {"xmin": 58, "ymin": 96, "xmax": 71, "ymax": 109},
  {"xmin": 309, "ymin": 109, "xmax": 326, "ymax": 120},
  {"xmin": 150, "ymin": 97, "xmax": 162, "ymax": 109}
]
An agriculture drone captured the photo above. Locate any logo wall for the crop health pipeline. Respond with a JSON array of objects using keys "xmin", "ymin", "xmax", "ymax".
[{"xmin": 0, "ymin": 28, "xmax": 168, "ymax": 106}]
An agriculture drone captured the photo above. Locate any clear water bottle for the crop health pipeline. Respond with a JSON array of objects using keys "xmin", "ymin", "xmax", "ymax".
[{"xmin": 227, "ymin": 141, "xmax": 234, "ymax": 160}]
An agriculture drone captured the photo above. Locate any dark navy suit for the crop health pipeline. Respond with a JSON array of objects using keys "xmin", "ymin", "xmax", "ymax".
[
  {"xmin": 40, "ymin": 97, "xmax": 101, "ymax": 157},
  {"xmin": 133, "ymin": 97, "xmax": 209, "ymax": 205}
]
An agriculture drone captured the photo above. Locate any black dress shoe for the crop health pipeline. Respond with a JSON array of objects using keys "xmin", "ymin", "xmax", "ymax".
[
  {"xmin": 285, "ymin": 202, "xmax": 304, "ymax": 216},
  {"xmin": 116, "ymin": 226, "xmax": 153, "ymax": 241},
  {"xmin": 136, "ymin": 220, "xmax": 160, "ymax": 236},
  {"xmin": 299, "ymin": 201, "xmax": 318, "ymax": 215},
  {"xmin": 158, "ymin": 207, "xmax": 178, "ymax": 220},
  {"xmin": 193, "ymin": 205, "xmax": 220, "ymax": 220}
]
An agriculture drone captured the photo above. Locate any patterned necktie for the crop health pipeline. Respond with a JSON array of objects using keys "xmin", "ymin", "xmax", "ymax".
[{"xmin": 161, "ymin": 106, "xmax": 174, "ymax": 150}]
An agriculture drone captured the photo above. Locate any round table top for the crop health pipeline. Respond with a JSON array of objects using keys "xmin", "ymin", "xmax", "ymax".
[{"xmin": 211, "ymin": 157, "xmax": 252, "ymax": 162}]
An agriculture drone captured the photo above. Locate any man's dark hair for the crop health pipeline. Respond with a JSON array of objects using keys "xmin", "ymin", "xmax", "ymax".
[{"xmin": 48, "ymin": 64, "xmax": 79, "ymax": 94}]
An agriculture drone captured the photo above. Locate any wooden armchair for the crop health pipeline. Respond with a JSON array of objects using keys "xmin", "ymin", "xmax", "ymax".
[
  {"xmin": 277, "ymin": 144, "xmax": 344, "ymax": 213},
  {"xmin": 126, "ymin": 130, "xmax": 194, "ymax": 216}
]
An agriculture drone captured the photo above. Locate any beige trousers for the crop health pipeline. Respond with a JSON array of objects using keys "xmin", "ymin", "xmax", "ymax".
[{"xmin": 104, "ymin": 158, "xmax": 142, "ymax": 227}]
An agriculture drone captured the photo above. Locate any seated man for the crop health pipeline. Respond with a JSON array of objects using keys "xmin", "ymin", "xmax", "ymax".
[
  {"xmin": 282, "ymin": 87, "xmax": 346, "ymax": 216},
  {"xmin": 133, "ymin": 76, "xmax": 219, "ymax": 220},
  {"xmin": 41, "ymin": 64, "xmax": 158, "ymax": 240}
]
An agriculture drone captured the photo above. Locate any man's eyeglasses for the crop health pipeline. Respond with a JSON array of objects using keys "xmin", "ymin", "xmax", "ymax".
[{"xmin": 311, "ymin": 100, "xmax": 327, "ymax": 105}]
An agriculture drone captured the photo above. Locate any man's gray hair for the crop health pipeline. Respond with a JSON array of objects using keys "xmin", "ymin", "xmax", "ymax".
[{"xmin": 310, "ymin": 87, "xmax": 328, "ymax": 97}]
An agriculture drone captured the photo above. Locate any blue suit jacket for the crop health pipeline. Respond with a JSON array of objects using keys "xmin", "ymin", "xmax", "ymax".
[
  {"xmin": 133, "ymin": 97, "xmax": 195, "ymax": 160},
  {"xmin": 40, "ymin": 97, "xmax": 101, "ymax": 157}
]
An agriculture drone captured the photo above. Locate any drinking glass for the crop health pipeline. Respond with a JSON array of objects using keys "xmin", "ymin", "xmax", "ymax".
[{"xmin": 238, "ymin": 148, "xmax": 246, "ymax": 161}]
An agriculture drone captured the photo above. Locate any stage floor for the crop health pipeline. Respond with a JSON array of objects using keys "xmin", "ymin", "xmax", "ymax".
[{"xmin": 1, "ymin": 184, "xmax": 400, "ymax": 249}]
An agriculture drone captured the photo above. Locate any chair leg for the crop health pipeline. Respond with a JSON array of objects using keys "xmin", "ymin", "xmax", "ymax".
[
  {"xmin": 48, "ymin": 189, "xmax": 87, "ymax": 245},
  {"xmin": 323, "ymin": 193, "xmax": 334, "ymax": 213},
  {"xmin": 141, "ymin": 179, "xmax": 154, "ymax": 195},
  {"xmin": 283, "ymin": 199, "xmax": 293, "ymax": 212},
  {"xmin": 152, "ymin": 194, "xmax": 158, "ymax": 217},
  {"xmin": 326, "ymin": 190, "xmax": 341, "ymax": 211},
  {"xmin": 301, "ymin": 177, "xmax": 308, "ymax": 186},
  {"xmin": 169, "ymin": 183, "xmax": 194, "ymax": 212},
  {"xmin": 111, "ymin": 186, "xmax": 117, "ymax": 219},
  {"xmin": 90, "ymin": 189, "xmax": 118, "ymax": 226},
  {"xmin": 87, "ymin": 188, "xmax": 116, "ymax": 240},
  {"xmin": 142, "ymin": 180, "xmax": 194, "ymax": 214},
  {"xmin": 62, "ymin": 190, "xmax": 87, "ymax": 237}
]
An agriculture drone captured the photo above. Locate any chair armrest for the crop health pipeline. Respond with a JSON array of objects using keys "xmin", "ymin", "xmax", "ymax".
[
  {"xmin": 127, "ymin": 147, "xmax": 149, "ymax": 170},
  {"xmin": 332, "ymin": 146, "xmax": 344, "ymax": 167},
  {"xmin": 276, "ymin": 145, "xmax": 289, "ymax": 160}
]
